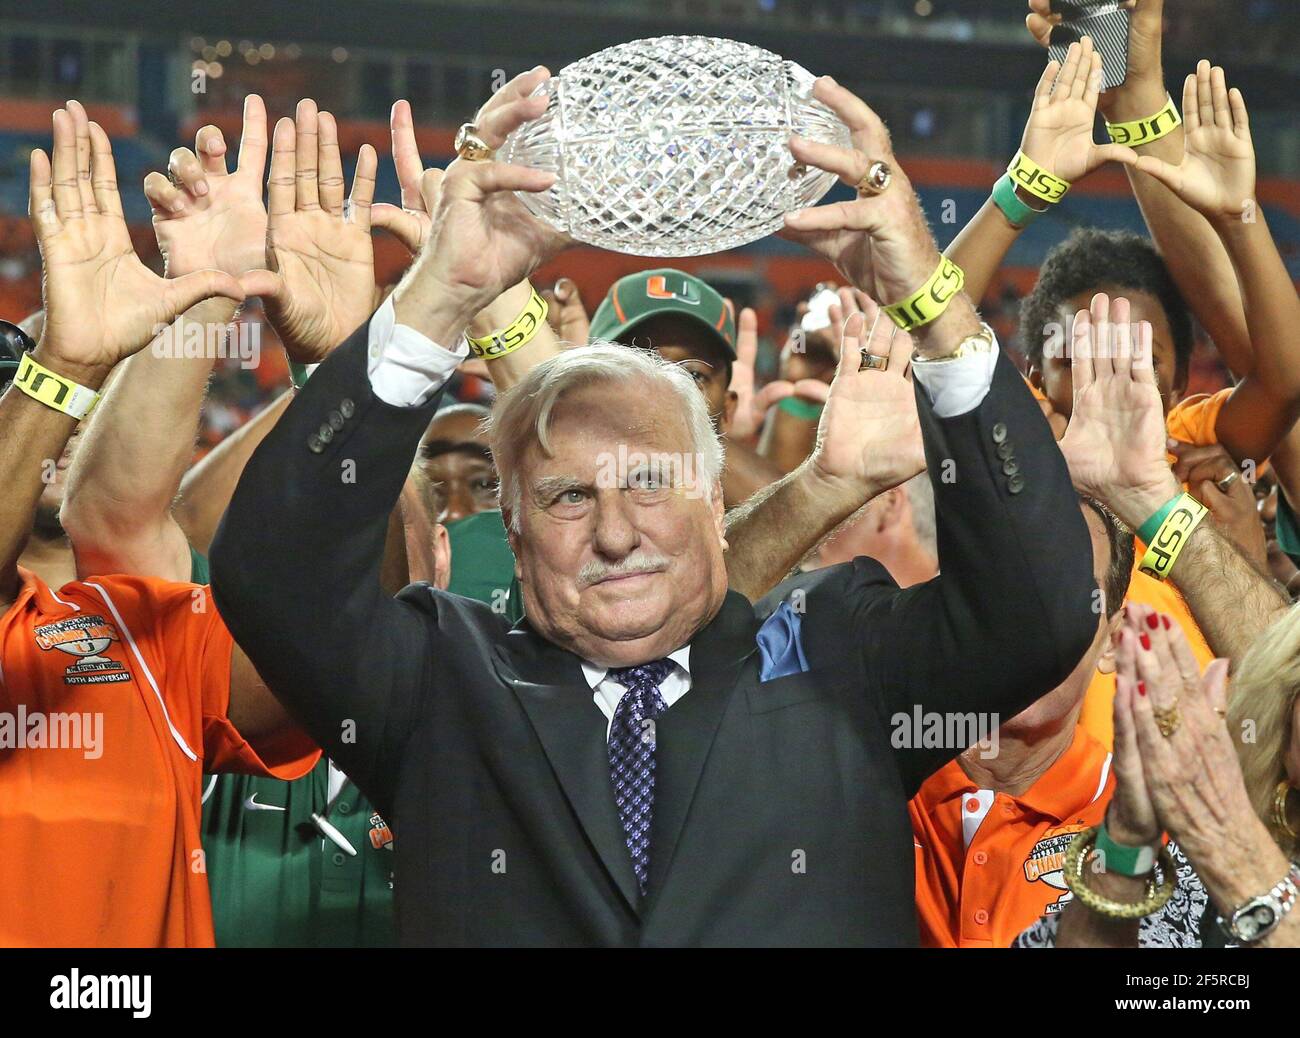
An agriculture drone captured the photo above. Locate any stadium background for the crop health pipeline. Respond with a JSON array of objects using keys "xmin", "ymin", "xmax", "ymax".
[{"xmin": 0, "ymin": 0, "xmax": 1296, "ymax": 451}]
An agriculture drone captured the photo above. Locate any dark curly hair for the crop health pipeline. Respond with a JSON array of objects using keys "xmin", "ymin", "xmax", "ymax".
[{"xmin": 1019, "ymin": 228, "xmax": 1193, "ymax": 381}]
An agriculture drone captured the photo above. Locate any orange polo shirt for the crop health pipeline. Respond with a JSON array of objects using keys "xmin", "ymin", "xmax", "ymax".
[
  {"xmin": 1027, "ymin": 380, "xmax": 1231, "ymax": 748},
  {"xmin": 0, "ymin": 569, "xmax": 319, "ymax": 947},
  {"xmin": 911, "ymin": 725, "xmax": 1114, "ymax": 948}
]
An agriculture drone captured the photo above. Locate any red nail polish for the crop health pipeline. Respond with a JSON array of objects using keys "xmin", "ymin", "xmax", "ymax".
[
  {"xmin": 1138, "ymin": 681, "xmax": 1146, "ymax": 696},
  {"xmin": 1161, "ymin": 615, "xmax": 1171, "ymax": 630},
  {"xmin": 1146, "ymin": 613, "xmax": 1159, "ymax": 630},
  {"xmin": 1140, "ymin": 633, "xmax": 1151, "ymax": 650}
]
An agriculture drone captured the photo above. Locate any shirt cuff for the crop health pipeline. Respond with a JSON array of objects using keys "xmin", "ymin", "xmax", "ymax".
[
  {"xmin": 909, "ymin": 332, "xmax": 1000, "ymax": 418},
  {"xmin": 366, "ymin": 293, "xmax": 469, "ymax": 408}
]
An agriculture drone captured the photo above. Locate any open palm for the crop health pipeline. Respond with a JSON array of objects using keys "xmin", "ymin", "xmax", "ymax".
[
  {"xmin": 1135, "ymin": 62, "xmax": 1255, "ymax": 220},
  {"xmin": 1021, "ymin": 38, "xmax": 1137, "ymax": 184},
  {"xmin": 33, "ymin": 105, "xmax": 244, "ymax": 374},
  {"xmin": 253, "ymin": 101, "xmax": 378, "ymax": 363},
  {"xmin": 812, "ymin": 310, "xmax": 924, "ymax": 496}
]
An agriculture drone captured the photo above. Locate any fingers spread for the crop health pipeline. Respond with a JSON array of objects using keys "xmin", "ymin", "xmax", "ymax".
[
  {"xmin": 237, "ymin": 94, "xmax": 269, "ymax": 178},
  {"xmin": 389, "ymin": 99, "xmax": 426, "ymax": 209},
  {"xmin": 348, "ymin": 143, "xmax": 378, "ymax": 230}
]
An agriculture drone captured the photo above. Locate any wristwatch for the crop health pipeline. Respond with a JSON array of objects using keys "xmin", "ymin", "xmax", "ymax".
[
  {"xmin": 911, "ymin": 323, "xmax": 996, "ymax": 366},
  {"xmin": 1218, "ymin": 861, "xmax": 1300, "ymax": 944}
]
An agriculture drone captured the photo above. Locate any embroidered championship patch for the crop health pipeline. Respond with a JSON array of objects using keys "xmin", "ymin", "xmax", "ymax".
[{"xmin": 33, "ymin": 614, "xmax": 131, "ymax": 685}]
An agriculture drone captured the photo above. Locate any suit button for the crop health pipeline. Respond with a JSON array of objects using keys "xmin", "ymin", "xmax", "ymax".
[
  {"xmin": 339, "ymin": 398, "xmax": 355, "ymax": 419},
  {"xmin": 331, "ymin": 852, "xmax": 346, "ymax": 867},
  {"xmin": 974, "ymin": 909, "xmax": 989, "ymax": 926},
  {"xmin": 308, "ymin": 434, "xmax": 324, "ymax": 454},
  {"xmin": 991, "ymin": 422, "xmax": 1008, "ymax": 444},
  {"xmin": 1008, "ymin": 474, "xmax": 1025, "ymax": 494},
  {"xmin": 337, "ymin": 801, "xmax": 352, "ymax": 814},
  {"xmin": 318, "ymin": 424, "xmax": 334, "ymax": 444},
  {"xmin": 327, "ymin": 410, "xmax": 344, "ymax": 431},
  {"xmin": 973, "ymin": 850, "xmax": 988, "ymax": 865},
  {"xmin": 996, "ymin": 442, "xmax": 1014, "ymax": 460},
  {"xmin": 1002, "ymin": 459, "xmax": 1020, "ymax": 476}
]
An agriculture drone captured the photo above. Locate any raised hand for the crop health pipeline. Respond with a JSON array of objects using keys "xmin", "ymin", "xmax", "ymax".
[
  {"xmin": 1021, "ymin": 38, "xmax": 1138, "ymax": 185},
  {"xmin": 31, "ymin": 103, "xmax": 245, "ymax": 382},
  {"xmin": 393, "ymin": 67, "xmax": 572, "ymax": 340},
  {"xmin": 1134, "ymin": 62, "xmax": 1256, "ymax": 222},
  {"xmin": 727, "ymin": 307, "xmax": 799, "ymax": 441},
  {"xmin": 1058, "ymin": 293, "xmax": 1177, "ymax": 528},
  {"xmin": 243, "ymin": 100, "xmax": 379, "ymax": 363},
  {"xmin": 808, "ymin": 308, "xmax": 924, "ymax": 498},
  {"xmin": 1026, "ymin": 0, "xmax": 1161, "ymax": 115},
  {"xmin": 144, "ymin": 94, "xmax": 269, "ymax": 277},
  {"xmin": 371, "ymin": 98, "xmax": 434, "ymax": 255}
]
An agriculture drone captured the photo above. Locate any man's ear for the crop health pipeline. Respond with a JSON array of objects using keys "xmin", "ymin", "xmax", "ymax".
[
  {"xmin": 1096, "ymin": 610, "xmax": 1125, "ymax": 675},
  {"xmin": 506, "ymin": 519, "xmax": 524, "ymax": 579},
  {"xmin": 712, "ymin": 479, "xmax": 728, "ymax": 552},
  {"xmin": 431, "ymin": 523, "xmax": 452, "ymax": 591},
  {"xmin": 722, "ymin": 388, "xmax": 738, "ymax": 433}
]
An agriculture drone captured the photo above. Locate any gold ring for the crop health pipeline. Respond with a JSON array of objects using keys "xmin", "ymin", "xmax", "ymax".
[
  {"xmin": 1216, "ymin": 470, "xmax": 1240, "ymax": 492},
  {"xmin": 856, "ymin": 160, "xmax": 892, "ymax": 197},
  {"xmin": 1152, "ymin": 699, "xmax": 1181, "ymax": 738},
  {"xmin": 454, "ymin": 123, "xmax": 494, "ymax": 163},
  {"xmin": 859, "ymin": 350, "xmax": 889, "ymax": 372}
]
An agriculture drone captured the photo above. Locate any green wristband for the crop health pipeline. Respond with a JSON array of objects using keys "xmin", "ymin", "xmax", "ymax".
[
  {"xmin": 991, "ymin": 172, "xmax": 1048, "ymax": 230},
  {"xmin": 1137, "ymin": 495, "xmax": 1181, "ymax": 546},
  {"xmin": 777, "ymin": 395, "xmax": 823, "ymax": 421},
  {"xmin": 1095, "ymin": 821, "xmax": 1158, "ymax": 878}
]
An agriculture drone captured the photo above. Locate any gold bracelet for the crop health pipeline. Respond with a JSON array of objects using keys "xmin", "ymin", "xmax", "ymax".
[
  {"xmin": 12, "ymin": 352, "xmax": 101, "ymax": 420},
  {"xmin": 1063, "ymin": 827, "xmax": 1177, "ymax": 920},
  {"xmin": 1106, "ymin": 95, "xmax": 1183, "ymax": 148},
  {"xmin": 1007, "ymin": 150, "xmax": 1071, "ymax": 205},
  {"xmin": 1138, "ymin": 492, "xmax": 1208, "ymax": 581},
  {"xmin": 466, "ymin": 287, "xmax": 549, "ymax": 360},
  {"xmin": 882, "ymin": 256, "xmax": 965, "ymax": 333}
]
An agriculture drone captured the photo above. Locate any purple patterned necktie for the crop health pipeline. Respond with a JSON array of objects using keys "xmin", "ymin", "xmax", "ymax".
[{"xmin": 607, "ymin": 659, "xmax": 674, "ymax": 897}]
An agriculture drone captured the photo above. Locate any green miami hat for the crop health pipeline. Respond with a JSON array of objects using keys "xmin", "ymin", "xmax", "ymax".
[{"xmin": 589, "ymin": 268, "xmax": 737, "ymax": 360}]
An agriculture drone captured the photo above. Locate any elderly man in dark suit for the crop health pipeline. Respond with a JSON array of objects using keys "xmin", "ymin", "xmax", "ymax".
[{"xmin": 211, "ymin": 69, "xmax": 1098, "ymax": 945}]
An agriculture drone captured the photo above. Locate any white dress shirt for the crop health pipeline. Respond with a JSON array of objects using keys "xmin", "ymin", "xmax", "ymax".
[{"xmin": 581, "ymin": 645, "xmax": 692, "ymax": 741}]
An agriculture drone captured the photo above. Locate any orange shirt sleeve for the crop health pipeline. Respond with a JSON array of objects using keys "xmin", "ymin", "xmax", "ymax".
[{"xmin": 1165, "ymin": 388, "xmax": 1232, "ymax": 447}]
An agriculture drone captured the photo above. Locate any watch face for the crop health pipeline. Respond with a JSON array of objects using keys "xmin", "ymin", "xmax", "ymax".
[{"xmin": 1237, "ymin": 905, "xmax": 1275, "ymax": 941}]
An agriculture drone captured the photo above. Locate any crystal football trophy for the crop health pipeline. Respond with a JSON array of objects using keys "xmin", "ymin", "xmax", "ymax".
[{"xmin": 499, "ymin": 36, "xmax": 851, "ymax": 257}]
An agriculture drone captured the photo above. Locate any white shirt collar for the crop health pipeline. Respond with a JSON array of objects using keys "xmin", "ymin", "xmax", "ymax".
[{"xmin": 580, "ymin": 644, "xmax": 692, "ymax": 690}]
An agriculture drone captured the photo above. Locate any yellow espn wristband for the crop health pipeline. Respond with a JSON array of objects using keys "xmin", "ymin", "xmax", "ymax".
[
  {"xmin": 1138, "ymin": 492, "xmax": 1208, "ymax": 581},
  {"xmin": 12, "ymin": 352, "xmax": 101, "ymax": 420},
  {"xmin": 1007, "ymin": 150, "xmax": 1071, "ymax": 205},
  {"xmin": 882, "ymin": 256, "xmax": 965, "ymax": 332},
  {"xmin": 1106, "ymin": 96, "xmax": 1182, "ymax": 148},
  {"xmin": 466, "ymin": 287, "xmax": 549, "ymax": 360}
]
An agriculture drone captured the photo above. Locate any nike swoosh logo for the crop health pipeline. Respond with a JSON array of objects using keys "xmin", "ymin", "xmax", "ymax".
[{"xmin": 243, "ymin": 793, "xmax": 286, "ymax": 812}]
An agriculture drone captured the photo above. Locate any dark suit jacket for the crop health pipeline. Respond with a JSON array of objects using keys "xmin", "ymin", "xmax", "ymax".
[{"xmin": 210, "ymin": 321, "xmax": 1097, "ymax": 946}]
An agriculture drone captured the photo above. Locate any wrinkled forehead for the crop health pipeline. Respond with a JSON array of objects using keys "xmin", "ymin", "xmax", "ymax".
[{"xmin": 522, "ymin": 380, "xmax": 694, "ymax": 482}]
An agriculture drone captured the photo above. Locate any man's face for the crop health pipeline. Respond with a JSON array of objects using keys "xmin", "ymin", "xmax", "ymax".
[
  {"xmin": 509, "ymin": 379, "xmax": 729, "ymax": 667},
  {"xmin": 1001, "ymin": 504, "xmax": 1121, "ymax": 736},
  {"xmin": 621, "ymin": 316, "xmax": 736, "ymax": 433},
  {"xmin": 1030, "ymin": 288, "xmax": 1184, "ymax": 420},
  {"xmin": 420, "ymin": 409, "xmax": 498, "ymax": 523}
]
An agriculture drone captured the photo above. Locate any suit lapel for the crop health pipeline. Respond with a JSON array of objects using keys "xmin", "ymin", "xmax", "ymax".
[
  {"xmin": 493, "ymin": 625, "xmax": 643, "ymax": 914},
  {"xmin": 647, "ymin": 592, "xmax": 759, "ymax": 898}
]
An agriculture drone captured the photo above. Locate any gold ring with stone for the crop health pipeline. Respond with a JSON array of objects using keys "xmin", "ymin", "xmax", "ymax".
[
  {"xmin": 859, "ymin": 350, "xmax": 889, "ymax": 372},
  {"xmin": 856, "ymin": 160, "xmax": 893, "ymax": 197},
  {"xmin": 455, "ymin": 123, "xmax": 494, "ymax": 162}
]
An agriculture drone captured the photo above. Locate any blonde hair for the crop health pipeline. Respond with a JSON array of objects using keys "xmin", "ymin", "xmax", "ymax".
[{"xmin": 1227, "ymin": 604, "xmax": 1300, "ymax": 857}]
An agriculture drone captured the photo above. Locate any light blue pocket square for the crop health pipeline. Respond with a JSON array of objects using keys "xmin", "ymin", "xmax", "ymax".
[{"xmin": 757, "ymin": 601, "xmax": 809, "ymax": 682}]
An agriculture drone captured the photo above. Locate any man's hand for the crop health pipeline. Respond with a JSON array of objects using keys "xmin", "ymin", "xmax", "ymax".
[
  {"xmin": 728, "ymin": 307, "xmax": 800, "ymax": 441},
  {"xmin": 391, "ymin": 67, "xmax": 571, "ymax": 343},
  {"xmin": 31, "ymin": 104, "xmax": 245, "ymax": 384},
  {"xmin": 1134, "ymin": 62, "xmax": 1256, "ymax": 223},
  {"xmin": 1021, "ymin": 38, "xmax": 1138, "ymax": 185},
  {"xmin": 1059, "ymin": 293, "xmax": 1178, "ymax": 528},
  {"xmin": 240, "ymin": 101, "xmax": 379, "ymax": 363},
  {"xmin": 144, "ymin": 95, "xmax": 269, "ymax": 278},
  {"xmin": 371, "ymin": 98, "xmax": 435, "ymax": 256},
  {"xmin": 807, "ymin": 307, "xmax": 923, "ymax": 500},
  {"xmin": 1169, "ymin": 441, "xmax": 1268, "ymax": 570}
]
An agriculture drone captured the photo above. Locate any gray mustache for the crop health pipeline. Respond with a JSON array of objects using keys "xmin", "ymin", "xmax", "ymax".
[{"xmin": 578, "ymin": 553, "xmax": 670, "ymax": 587}]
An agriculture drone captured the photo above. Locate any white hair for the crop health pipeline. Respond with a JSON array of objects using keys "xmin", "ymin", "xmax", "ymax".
[{"xmin": 484, "ymin": 342, "xmax": 725, "ymax": 532}]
